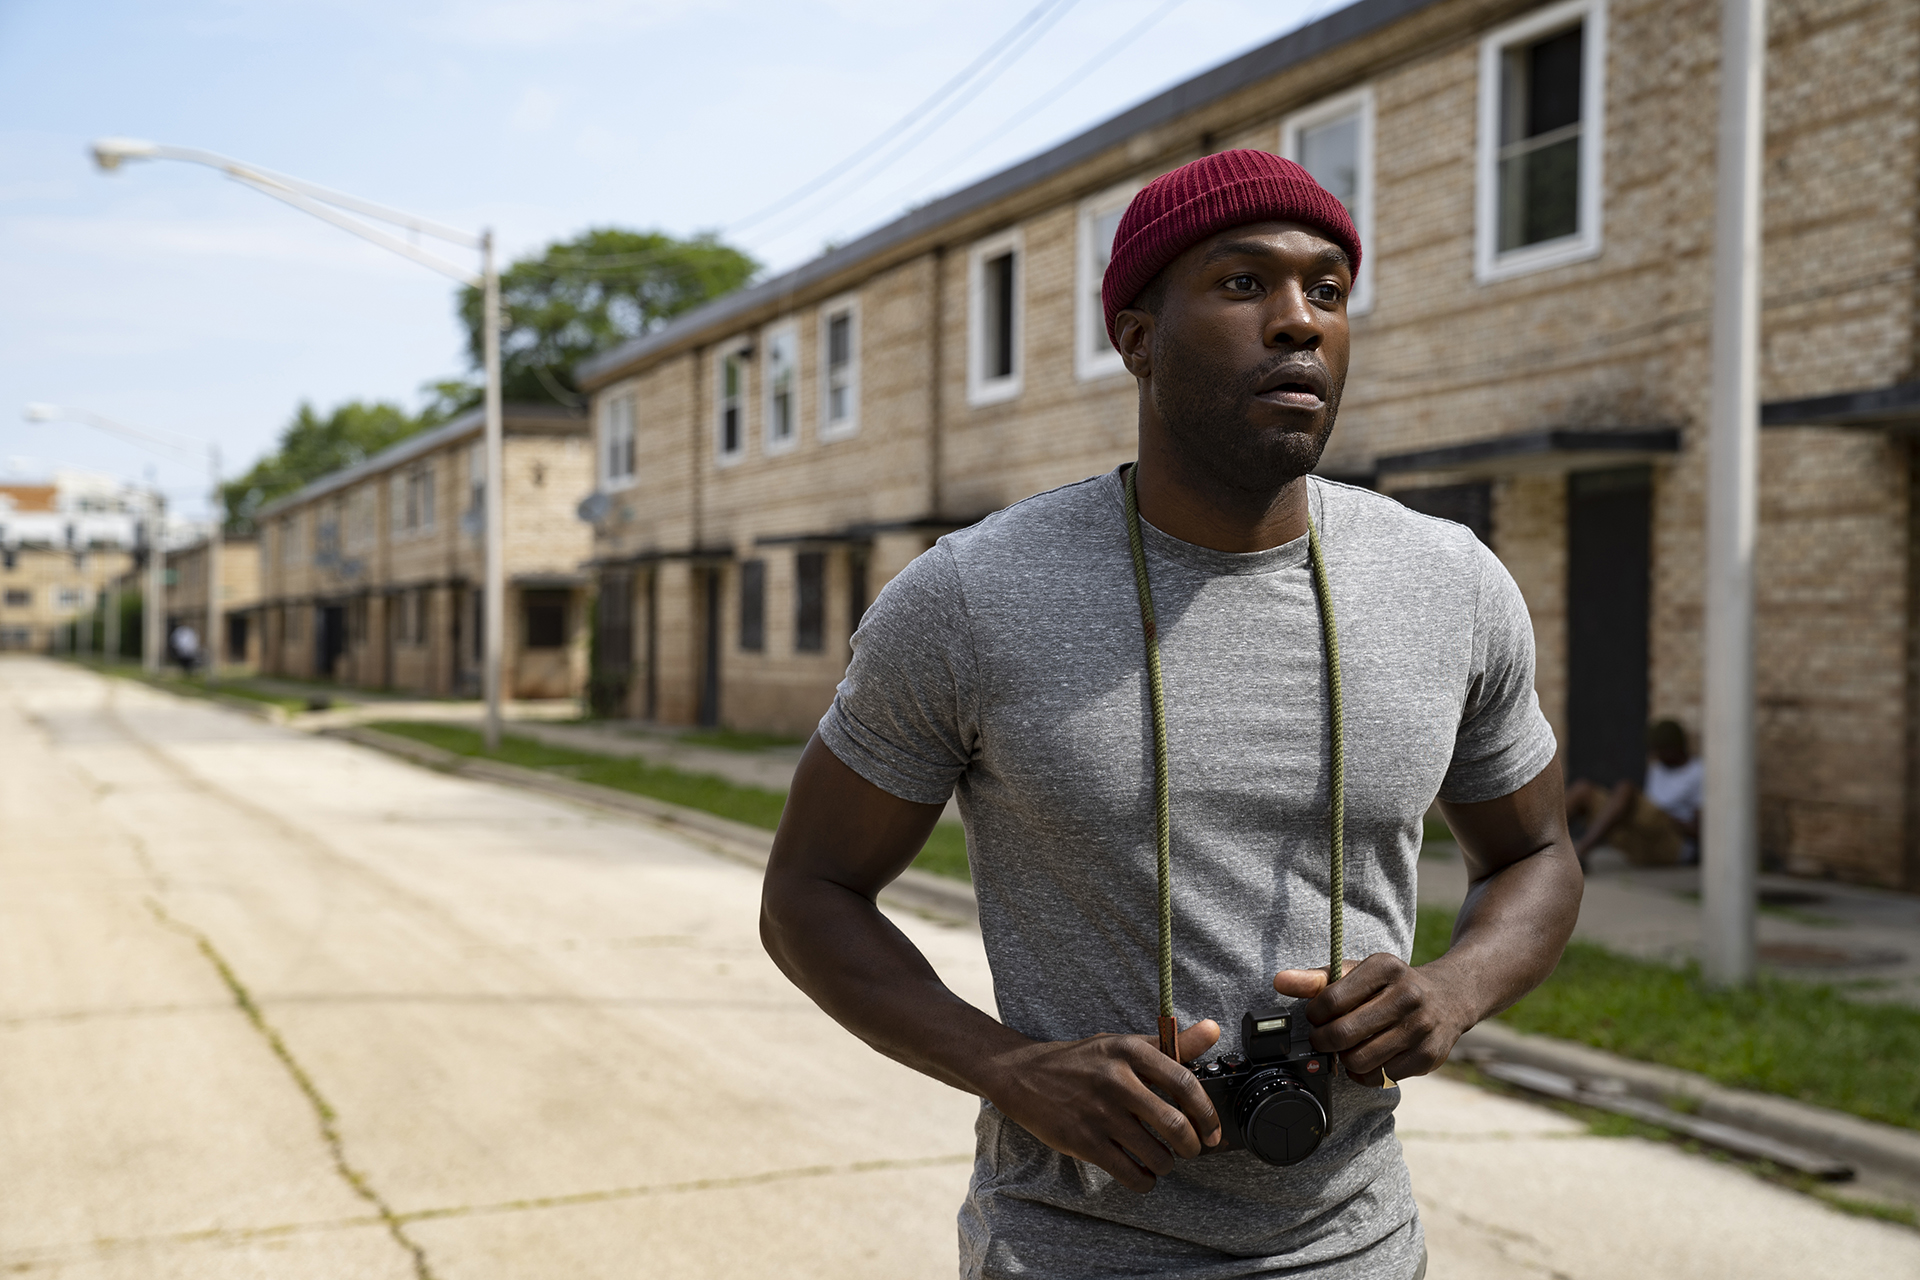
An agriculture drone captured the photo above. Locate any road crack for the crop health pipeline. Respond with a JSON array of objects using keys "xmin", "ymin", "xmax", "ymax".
[{"xmin": 145, "ymin": 898, "xmax": 436, "ymax": 1280}]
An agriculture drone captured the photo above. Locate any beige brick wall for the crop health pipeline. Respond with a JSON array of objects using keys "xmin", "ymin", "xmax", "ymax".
[{"xmin": 579, "ymin": 0, "xmax": 1920, "ymax": 883}]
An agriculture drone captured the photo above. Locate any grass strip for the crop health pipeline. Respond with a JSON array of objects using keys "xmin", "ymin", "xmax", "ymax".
[
  {"xmin": 370, "ymin": 721, "xmax": 970, "ymax": 882},
  {"xmin": 1414, "ymin": 905, "xmax": 1920, "ymax": 1131}
]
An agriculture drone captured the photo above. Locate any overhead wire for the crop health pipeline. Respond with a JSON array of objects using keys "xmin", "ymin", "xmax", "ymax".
[{"xmin": 726, "ymin": 0, "xmax": 1078, "ymax": 238}]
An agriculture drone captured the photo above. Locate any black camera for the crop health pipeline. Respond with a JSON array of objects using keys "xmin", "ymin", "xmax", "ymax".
[{"xmin": 1190, "ymin": 1005, "xmax": 1334, "ymax": 1166}]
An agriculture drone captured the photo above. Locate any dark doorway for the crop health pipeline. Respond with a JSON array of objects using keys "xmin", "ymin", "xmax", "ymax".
[
  {"xmin": 1567, "ymin": 467, "xmax": 1652, "ymax": 787},
  {"xmin": 226, "ymin": 613, "xmax": 248, "ymax": 664},
  {"xmin": 593, "ymin": 571, "xmax": 633, "ymax": 718},
  {"xmin": 698, "ymin": 568, "xmax": 721, "ymax": 727},
  {"xmin": 317, "ymin": 604, "xmax": 348, "ymax": 678},
  {"xmin": 1395, "ymin": 482, "xmax": 1493, "ymax": 546}
]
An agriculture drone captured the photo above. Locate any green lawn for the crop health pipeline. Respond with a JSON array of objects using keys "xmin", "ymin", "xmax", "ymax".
[
  {"xmin": 1414, "ymin": 905, "xmax": 1920, "ymax": 1131},
  {"xmin": 370, "ymin": 721, "xmax": 968, "ymax": 881}
]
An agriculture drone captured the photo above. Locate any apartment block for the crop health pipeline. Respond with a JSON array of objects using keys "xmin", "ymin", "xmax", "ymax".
[
  {"xmin": 164, "ymin": 535, "xmax": 261, "ymax": 668},
  {"xmin": 252, "ymin": 403, "xmax": 593, "ymax": 699},
  {"xmin": 577, "ymin": 0, "xmax": 1920, "ymax": 888}
]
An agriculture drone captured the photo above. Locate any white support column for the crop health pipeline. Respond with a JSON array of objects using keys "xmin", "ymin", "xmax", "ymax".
[
  {"xmin": 1702, "ymin": 0, "xmax": 1767, "ymax": 987},
  {"xmin": 144, "ymin": 491, "xmax": 165, "ymax": 674},
  {"xmin": 206, "ymin": 445, "xmax": 222, "ymax": 684},
  {"xmin": 482, "ymin": 230, "xmax": 505, "ymax": 750}
]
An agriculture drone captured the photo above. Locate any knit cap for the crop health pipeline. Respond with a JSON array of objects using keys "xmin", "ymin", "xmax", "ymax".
[{"xmin": 1102, "ymin": 149, "xmax": 1361, "ymax": 344}]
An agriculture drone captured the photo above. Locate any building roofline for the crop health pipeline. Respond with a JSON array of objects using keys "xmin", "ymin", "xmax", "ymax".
[
  {"xmin": 1374, "ymin": 427, "xmax": 1683, "ymax": 477},
  {"xmin": 577, "ymin": 0, "xmax": 1442, "ymax": 390},
  {"xmin": 253, "ymin": 403, "xmax": 585, "ymax": 522},
  {"xmin": 1761, "ymin": 381, "xmax": 1920, "ymax": 428}
]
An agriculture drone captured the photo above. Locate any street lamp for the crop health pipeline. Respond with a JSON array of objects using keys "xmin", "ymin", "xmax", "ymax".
[
  {"xmin": 22, "ymin": 404, "xmax": 194, "ymax": 677},
  {"xmin": 90, "ymin": 138, "xmax": 507, "ymax": 748}
]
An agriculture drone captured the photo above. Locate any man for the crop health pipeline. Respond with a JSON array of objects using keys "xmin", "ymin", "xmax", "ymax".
[
  {"xmin": 169, "ymin": 621, "xmax": 199, "ymax": 675},
  {"xmin": 761, "ymin": 150, "xmax": 1582, "ymax": 1278},
  {"xmin": 1565, "ymin": 719, "xmax": 1703, "ymax": 868}
]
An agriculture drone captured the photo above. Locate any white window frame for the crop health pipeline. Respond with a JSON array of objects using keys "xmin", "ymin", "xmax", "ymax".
[
  {"xmin": 762, "ymin": 322, "xmax": 799, "ymax": 456},
  {"xmin": 1475, "ymin": 0, "xmax": 1607, "ymax": 283},
  {"xmin": 1075, "ymin": 182, "xmax": 1140, "ymax": 381},
  {"xmin": 967, "ymin": 227, "xmax": 1024, "ymax": 406},
  {"xmin": 600, "ymin": 390, "xmax": 637, "ymax": 491},
  {"xmin": 818, "ymin": 294, "xmax": 861, "ymax": 441},
  {"xmin": 714, "ymin": 338, "xmax": 750, "ymax": 467},
  {"xmin": 1281, "ymin": 85, "xmax": 1375, "ymax": 315}
]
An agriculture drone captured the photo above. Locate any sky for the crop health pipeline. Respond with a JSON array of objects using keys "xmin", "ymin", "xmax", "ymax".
[{"xmin": 0, "ymin": 0, "xmax": 1342, "ymax": 519}]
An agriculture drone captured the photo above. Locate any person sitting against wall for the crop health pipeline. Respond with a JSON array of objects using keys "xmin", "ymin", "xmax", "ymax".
[{"xmin": 1564, "ymin": 719, "xmax": 1703, "ymax": 869}]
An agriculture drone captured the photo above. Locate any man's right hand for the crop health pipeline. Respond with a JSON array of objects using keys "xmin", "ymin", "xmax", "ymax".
[{"xmin": 981, "ymin": 1019, "xmax": 1223, "ymax": 1193}]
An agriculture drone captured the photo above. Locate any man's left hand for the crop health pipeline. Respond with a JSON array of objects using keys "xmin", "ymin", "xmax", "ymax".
[{"xmin": 1272, "ymin": 957, "xmax": 1473, "ymax": 1086}]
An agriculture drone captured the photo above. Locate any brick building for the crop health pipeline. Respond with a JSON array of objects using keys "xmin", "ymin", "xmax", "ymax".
[
  {"xmin": 163, "ymin": 534, "xmax": 261, "ymax": 668},
  {"xmin": 1, "ymin": 474, "xmax": 141, "ymax": 652},
  {"xmin": 252, "ymin": 403, "xmax": 593, "ymax": 699},
  {"xmin": 576, "ymin": 0, "xmax": 1920, "ymax": 888}
]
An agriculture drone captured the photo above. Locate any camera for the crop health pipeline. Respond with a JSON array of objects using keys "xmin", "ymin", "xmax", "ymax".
[{"xmin": 1190, "ymin": 1005, "xmax": 1334, "ymax": 1166}]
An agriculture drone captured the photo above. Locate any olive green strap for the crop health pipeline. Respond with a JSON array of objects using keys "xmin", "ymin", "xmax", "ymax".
[{"xmin": 1121, "ymin": 464, "xmax": 1347, "ymax": 1054}]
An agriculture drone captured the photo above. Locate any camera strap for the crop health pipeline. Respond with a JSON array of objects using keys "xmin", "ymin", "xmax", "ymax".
[{"xmin": 1121, "ymin": 463, "xmax": 1346, "ymax": 1060}]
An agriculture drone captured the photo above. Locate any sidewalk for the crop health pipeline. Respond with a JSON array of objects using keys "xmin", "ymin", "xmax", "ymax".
[{"xmin": 1419, "ymin": 844, "xmax": 1920, "ymax": 1007}]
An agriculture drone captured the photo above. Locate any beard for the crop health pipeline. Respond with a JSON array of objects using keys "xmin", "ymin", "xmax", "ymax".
[{"xmin": 1150, "ymin": 345, "xmax": 1342, "ymax": 498}]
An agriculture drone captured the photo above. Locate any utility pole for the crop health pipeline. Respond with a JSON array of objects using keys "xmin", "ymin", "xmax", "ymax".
[
  {"xmin": 482, "ymin": 230, "xmax": 505, "ymax": 750},
  {"xmin": 144, "ymin": 486, "xmax": 165, "ymax": 674},
  {"xmin": 1702, "ymin": 0, "xmax": 1767, "ymax": 987}
]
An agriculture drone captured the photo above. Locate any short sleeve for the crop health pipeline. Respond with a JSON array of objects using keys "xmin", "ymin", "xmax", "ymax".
[
  {"xmin": 816, "ymin": 541, "xmax": 978, "ymax": 805},
  {"xmin": 1438, "ymin": 543, "xmax": 1558, "ymax": 804}
]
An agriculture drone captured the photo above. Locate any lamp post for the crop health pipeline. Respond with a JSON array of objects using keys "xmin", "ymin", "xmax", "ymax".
[
  {"xmin": 24, "ymin": 404, "xmax": 222, "ymax": 682},
  {"xmin": 89, "ymin": 138, "xmax": 506, "ymax": 748}
]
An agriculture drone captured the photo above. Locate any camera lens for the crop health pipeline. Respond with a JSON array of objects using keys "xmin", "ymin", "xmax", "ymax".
[{"xmin": 1233, "ymin": 1070, "xmax": 1327, "ymax": 1167}]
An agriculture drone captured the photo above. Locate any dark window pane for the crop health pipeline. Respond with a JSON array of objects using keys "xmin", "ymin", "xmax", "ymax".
[
  {"xmin": 739, "ymin": 559, "xmax": 765, "ymax": 652},
  {"xmin": 723, "ymin": 405, "xmax": 740, "ymax": 453},
  {"xmin": 795, "ymin": 552, "xmax": 825, "ymax": 653},
  {"xmin": 828, "ymin": 313, "xmax": 850, "ymax": 367},
  {"xmin": 1499, "ymin": 135, "xmax": 1581, "ymax": 250},
  {"xmin": 986, "ymin": 252, "xmax": 1015, "ymax": 379},
  {"xmin": 525, "ymin": 590, "xmax": 568, "ymax": 649},
  {"xmin": 1527, "ymin": 27, "xmax": 1583, "ymax": 137}
]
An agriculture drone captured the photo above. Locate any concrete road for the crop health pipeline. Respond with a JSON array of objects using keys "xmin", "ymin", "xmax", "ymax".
[{"xmin": 4, "ymin": 656, "xmax": 1917, "ymax": 1278}]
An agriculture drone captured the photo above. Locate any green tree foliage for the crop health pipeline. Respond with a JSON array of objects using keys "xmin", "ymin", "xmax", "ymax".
[
  {"xmin": 219, "ymin": 400, "xmax": 441, "ymax": 532},
  {"xmin": 445, "ymin": 227, "xmax": 759, "ymax": 408}
]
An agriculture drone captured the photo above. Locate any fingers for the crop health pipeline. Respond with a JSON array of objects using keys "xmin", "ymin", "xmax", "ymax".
[
  {"xmin": 1291, "ymin": 953, "xmax": 1465, "ymax": 1079},
  {"xmin": 1128, "ymin": 1037, "xmax": 1221, "ymax": 1152},
  {"xmin": 1271, "ymin": 968, "xmax": 1329, "ymax": 998},
  {"xmin": 1173, "ymin": 1017, "xmax": 1222, "ymax": 1061}
]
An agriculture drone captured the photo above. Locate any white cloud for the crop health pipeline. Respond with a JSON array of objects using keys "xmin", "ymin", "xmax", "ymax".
[{"xmin": 508, "ymin": 86, "xmax": 562, "ymax": 135}]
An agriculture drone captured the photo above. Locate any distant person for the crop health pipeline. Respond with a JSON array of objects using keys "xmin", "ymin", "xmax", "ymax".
[
  {"xmin": 169, "ymin": 622, "xmax": 199, "ymax": 675},
  {"xmin": 1565, "ymin": 719, "xmax": 1703, "ymax": 869}
]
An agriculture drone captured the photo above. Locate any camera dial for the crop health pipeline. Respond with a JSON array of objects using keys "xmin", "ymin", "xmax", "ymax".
[{"xmin": 1234, "ymin": 1069, "xmax": 1327, "ymax": 1167}]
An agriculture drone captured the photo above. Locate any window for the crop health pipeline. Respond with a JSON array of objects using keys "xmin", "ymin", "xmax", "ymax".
[
  {"xmin": 739, "ymin": 559, "xmax": 766, "ymax": 652},
  {"xmin": 281, "ymin": 517, "xmax": 299, "ymax": 565},
  {"xmin": 3, "ymin": 588, "xmax": 28, "ymax": 608},
  {"xmin": 1476, "ymin": 0, "xmax": 1606, "ymax": 281},
  {"xmin": 522, "ymin": 590, "xmax": 568, "ymax": 649},
  {"xmin": 819, "ymin": 298, "xmax": 860, "ymax": 440},
  {"xmin": 1282, "ymin": 86, "xmax": 1374, "ymax": 313},
  {"xmin": 396, "ymin": 465, "xmax": 435, "ymax": 536},
  {"xmin": 794, "ymin": 551, "xmax": 825, "ymax": 653},
  {"xmin": 57, "ymin": 587, "xmax": 83, "ymax": 610},
  {"xmin": 466, "ymin": 444, "xmax": 485, "ymax": 521},
  {"xmin": 411, "ymin": 588, "xmax": 428, "ymax": 645},
  {"xmin": 1076, "ymin": 184, "xmax": 1137, "ymax": 379},
  {"xmin": 967, "ymin": 228, "xmax": 1023, "ymax": 405},
  {"xmin": 716, "ymin": 341, "xmax": 749, "ymax": 464},
  {"xmin": 602, "ymin": 392, "xmax": 636, "ymax": 489},
  {"xmin": 763, "ymin": 325, "xmax": 798, "ymax": 453}
]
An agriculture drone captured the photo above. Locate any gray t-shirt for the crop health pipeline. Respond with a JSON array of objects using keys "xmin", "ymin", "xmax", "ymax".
[{"xmin": 819, "ymin": 470, "xmax": 1555, "ymax": 1279}]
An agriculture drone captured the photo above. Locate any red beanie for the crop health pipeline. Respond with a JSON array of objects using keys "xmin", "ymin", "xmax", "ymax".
[{"xmin": 1101, "ymin": 149, "xmax": 1361, "ymax": 344}]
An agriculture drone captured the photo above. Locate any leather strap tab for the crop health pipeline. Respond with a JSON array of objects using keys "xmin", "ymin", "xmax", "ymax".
[{"xmin": 1158, "ymin": 1015, "xmax": 1180, "ymax": 1061}]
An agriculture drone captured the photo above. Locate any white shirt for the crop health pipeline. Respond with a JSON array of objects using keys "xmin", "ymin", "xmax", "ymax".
[{"xmin": 1645, "ymin": 756, "xmax": 1704, "ymax": 825}]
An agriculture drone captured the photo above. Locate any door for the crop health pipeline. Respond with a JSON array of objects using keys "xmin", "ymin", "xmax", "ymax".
[
  {"xmin": 697, "ymin": 567, "xmax": 721, "ymax": 727},
  {"xmin": 1566, "ymin": 467, "xmax": 1652, "ymax": 787},
  {"xmin": 317, "ymin": 604, "xmax": 348, "ymax": 678}
]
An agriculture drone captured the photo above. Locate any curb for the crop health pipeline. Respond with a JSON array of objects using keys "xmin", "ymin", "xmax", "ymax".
[
  {"xmin": 1453, "ymin": 1021, "xmax": 1920, "ymax": 1187},
  {"xmin": 322, "ymin": 724, "xmax": 979, "ymax": 928}
]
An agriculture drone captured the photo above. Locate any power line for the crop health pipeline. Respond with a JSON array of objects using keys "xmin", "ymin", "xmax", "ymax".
[
  {"xmin": 828, "ymin": 0, "xmax": 1190, "ymax": 242},
  {"xmin": 729, "ymin": 0, "xmax": 1079, "ymax": 238}
]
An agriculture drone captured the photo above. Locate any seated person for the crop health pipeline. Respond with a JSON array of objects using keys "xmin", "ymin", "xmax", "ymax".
[{"xmin": 1565, "ymin": 719, "xmax": 1703, "ymax": 868}]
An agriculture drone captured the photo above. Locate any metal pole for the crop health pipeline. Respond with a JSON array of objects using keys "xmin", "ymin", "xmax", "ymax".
[
  {"xmin": 1702, "ymin": 0, "xmax": 1766, "ymax": 988},
  {"xmin": 482, "ymin": 229, "xmax": 505, "ymax": 750},
  {"xmin": 105, "ymin": 577, "xmax": 120, "ymax": 663},
  {"xmin": 144, "ymin": 489, "xmax": 165, "ymax": 674},
  {"xmin": 206, "ymin": 445, "xmax": 222, "ymax": 685}
]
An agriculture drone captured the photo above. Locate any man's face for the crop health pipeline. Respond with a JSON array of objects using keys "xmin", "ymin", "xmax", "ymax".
[{"xmin": 1120, "ymin": 221, "xmax": 1352, "ymax": 494}]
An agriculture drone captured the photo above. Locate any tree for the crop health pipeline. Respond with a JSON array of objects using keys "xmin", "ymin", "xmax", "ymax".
[
  {"xmin": 444, "ymin": 227, "xmax": 759, "ymax": 408},
  {"xmin": 219, "ymin": 399, "xmax": 441, "ymax": 532}
]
